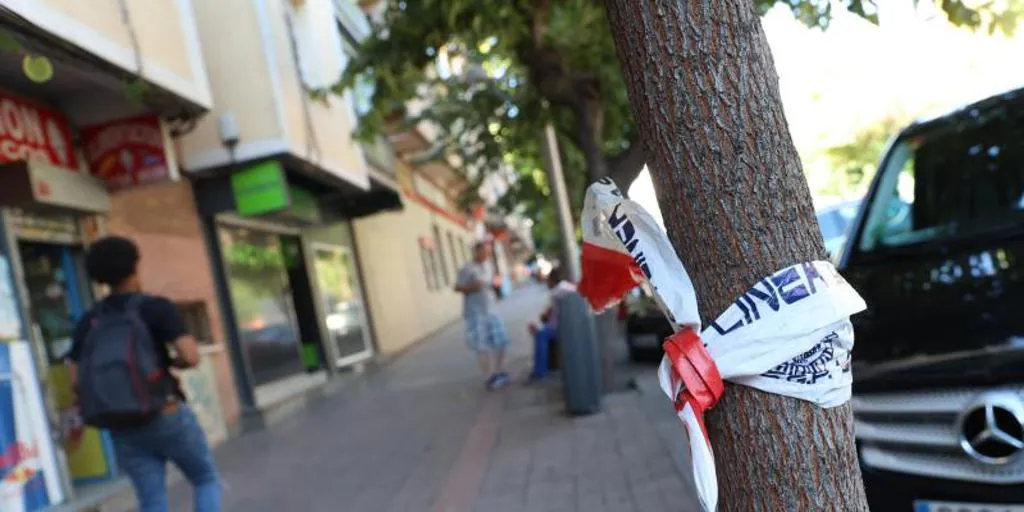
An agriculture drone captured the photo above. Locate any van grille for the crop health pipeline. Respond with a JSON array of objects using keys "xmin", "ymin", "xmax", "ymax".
[{"xmin": 853, "ymin": 388, "xmax": 1024, "ymax": 484}]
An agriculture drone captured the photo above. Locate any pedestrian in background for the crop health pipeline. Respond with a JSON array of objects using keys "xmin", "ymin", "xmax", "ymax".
[
  {"xmin": 455, "ymin": 241, "xmax": 511, "ymax": 390},
  {"xmin": 528, "ymin": 266, "xmax": 576, "ymax": 380},
  {"xmin": 68, "ymin": 236, "xmax": 221, "ymax": 512}
]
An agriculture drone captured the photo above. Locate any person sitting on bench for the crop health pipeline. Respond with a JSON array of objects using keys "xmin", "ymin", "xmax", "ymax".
[{"xmin": 528, "ymin": 266, "xmax": 577, "ymax": 380}]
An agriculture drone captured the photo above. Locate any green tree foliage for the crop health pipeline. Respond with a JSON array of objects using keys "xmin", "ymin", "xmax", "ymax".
[
  {"xmin": 334, "ymin": 0, "xmax": 1021, "ymax": 255},
  {"xmin": 819, "ymin": 115, "xmax": 910, "ymax": 198}
]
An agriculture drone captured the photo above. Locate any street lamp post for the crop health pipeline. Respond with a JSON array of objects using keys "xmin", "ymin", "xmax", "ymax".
[{"xmin": 540, "ymin": 123, "xmax": 581, "ymax": 282}]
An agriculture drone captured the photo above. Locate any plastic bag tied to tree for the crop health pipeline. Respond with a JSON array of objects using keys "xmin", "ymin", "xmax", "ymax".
[{"xmin": 577, "ymin": 178, "xmax": 867, "ymax": 512}]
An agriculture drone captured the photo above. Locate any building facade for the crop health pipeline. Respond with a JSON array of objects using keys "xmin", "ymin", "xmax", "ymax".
[
  {"xmin": 0, "ymin": 0, "xmax": 229, "ymax": 508},
  {"xmin": 178, "ymin": 0, "xmax": 398, "ymax": 427},
  {"xmin": 0, "ymin": 0, "xmax": 525, "ymax": 509},
  {"xmin": 353, "ymin": 157, "xmax": 474, "ymax": 355}
]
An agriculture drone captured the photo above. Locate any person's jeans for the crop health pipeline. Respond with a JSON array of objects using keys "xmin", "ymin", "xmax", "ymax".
[
  {"xmin": 532, "ymin": 325, "xmax": 556, "ymax": 379},
  {"xmin": 111, "ymin": 405, "xmax": 221, "ymax": 512}
]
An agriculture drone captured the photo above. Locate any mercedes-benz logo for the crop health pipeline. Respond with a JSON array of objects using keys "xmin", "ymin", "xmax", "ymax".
[{"xmin": 957, "ymin": 391, "xmax": 1024, "ymax": 465}]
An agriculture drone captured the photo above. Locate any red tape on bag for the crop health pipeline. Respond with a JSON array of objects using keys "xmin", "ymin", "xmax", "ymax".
[{"xmin": 663, "ymin": 329, "xmax": 724, "ymax": 443}]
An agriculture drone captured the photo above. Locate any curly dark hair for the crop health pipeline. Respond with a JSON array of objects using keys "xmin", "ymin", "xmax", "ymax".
[{"xmin": 85, "ymin": 236, "xmax": 140, "ymax": 287}]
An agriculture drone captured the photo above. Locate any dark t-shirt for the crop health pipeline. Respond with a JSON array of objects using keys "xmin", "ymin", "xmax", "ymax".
[{"xmin": 68, "ymin": 293, "xmax": 187, "ymax": 401}]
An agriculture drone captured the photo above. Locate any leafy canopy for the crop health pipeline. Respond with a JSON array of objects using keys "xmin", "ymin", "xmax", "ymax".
[
  {"xmin": 336, "ymin": 0, "xmax": 1022, "ymax": 254},
  {"xmin": 819, "ymin": 115, "xmax": 909, "ymax": 199}
]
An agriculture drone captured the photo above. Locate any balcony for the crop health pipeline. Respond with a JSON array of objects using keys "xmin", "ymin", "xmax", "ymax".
[
  {"xmin": 0, "ymin": 0, "xmax": 212, "ymax": 117},
  {"xmin": 360, "ymin": 134, "xmax": 396, "ymax": 179}
]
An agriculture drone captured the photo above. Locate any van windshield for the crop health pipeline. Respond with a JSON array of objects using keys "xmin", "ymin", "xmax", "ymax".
[{"xmin": 866, "ymin": 99, "xmax": 1024, "ymax": 248}]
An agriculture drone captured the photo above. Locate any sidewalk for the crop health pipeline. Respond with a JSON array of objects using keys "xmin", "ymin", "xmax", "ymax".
[{"xmin": 139, "ymin": 285, "xmax": 699, "ymax": 511}]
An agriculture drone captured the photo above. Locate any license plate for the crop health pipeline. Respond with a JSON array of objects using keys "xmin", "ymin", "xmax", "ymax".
[
  {"xmin": 630, "ymin": 334, "xmax": 661, "ymax": 348},
  {"xmin": 915, "ymin": 501, "xmax": 1024, "ymax": 512}
]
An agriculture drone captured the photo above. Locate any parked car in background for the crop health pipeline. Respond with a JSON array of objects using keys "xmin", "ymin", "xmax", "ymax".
[
  {"xmin": 841, "ymin": 86, "xmax": 1024, "ymax": 512},
  {"xmin": 623, "ymin": 288, "xmax": 672, "ymax": 362},
  {"xmin": 817, "ymin": 199, "xmax": 862, "ymax": 259}
]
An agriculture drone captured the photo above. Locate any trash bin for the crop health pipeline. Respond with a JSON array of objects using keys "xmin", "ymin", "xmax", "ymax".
[{"xmin": 556, "ymin": 291, "xmax": 603, "ymax": 415}]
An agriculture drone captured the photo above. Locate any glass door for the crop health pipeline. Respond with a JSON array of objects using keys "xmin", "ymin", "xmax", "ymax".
[
  {"xmin": 17, "ymin": 242, "xmax": 119, "ymax": 487},
  {"xmin": 311, "ymin": 244, "xmax": 372, "ymax": 366}
]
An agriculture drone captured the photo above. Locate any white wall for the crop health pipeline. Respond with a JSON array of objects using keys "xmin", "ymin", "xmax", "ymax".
[{"xmin": 353, "ymin": 198, "xmax": 472, "ymax": 355}]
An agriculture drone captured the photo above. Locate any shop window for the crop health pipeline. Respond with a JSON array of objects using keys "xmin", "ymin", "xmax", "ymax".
[
  {"xmin": 419, "ymin": 244, "xmax": 436, "ymax": 291},
  {"xmin": 460, "ymin": 237, "xmax": 470, "ymax": 263},
  {"xmin": 218, "ymin": 226, "xmax": 307, "ymax": 386},
  {"xmin": 177, "ymin": 301, "xmax": 214, "ymax": 345},
  {"xmin": 432, "ymin": 224, "xmax": 450, "ymax": 285},
  {"xmin": 427, "ymin": 248, "xmax": 444, "ymax": 291},
  {"xmin": 447, "ymin": 231, "xmax": 460, "ymax": 270}
]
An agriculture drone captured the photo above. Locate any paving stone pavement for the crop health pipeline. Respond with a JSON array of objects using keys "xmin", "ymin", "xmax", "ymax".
[{"xmin": 155, "ymin": 285, "xmax": 701, "ymax": 512}]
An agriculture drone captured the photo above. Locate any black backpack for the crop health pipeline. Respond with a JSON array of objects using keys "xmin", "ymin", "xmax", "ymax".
[{"xmin": 77, "ymin": 295, "xmax": 171, "ymax": 428}]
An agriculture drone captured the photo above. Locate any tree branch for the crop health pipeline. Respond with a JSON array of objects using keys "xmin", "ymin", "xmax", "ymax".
[
  {"xmin": 513, "ymin": 1, "xmax": 600, "ymax": 109},
  {"xmin": 573, "ymin": 98, "xmax": 609, "ymax": 182},
  {"xmin": 531, "ymin": 0, "xmax": 552, "ymax": 47},
  {"xmin": 606, "ymin": 136, "xmax": 646, "ymax": 191}
]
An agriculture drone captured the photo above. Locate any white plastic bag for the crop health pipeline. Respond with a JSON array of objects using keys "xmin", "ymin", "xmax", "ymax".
[{"xmin": 577, "ymin": 178, "xmax": 866, "ymax": 511}]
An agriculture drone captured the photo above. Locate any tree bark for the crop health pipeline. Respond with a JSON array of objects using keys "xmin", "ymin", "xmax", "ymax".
[
  {"xmin": 604, "ymin": 2, "xmax": 868, "ymax": 511},
  {"xmin": 607, "ymin": 138, "xmax": 646, "ymax": 191},
  {"xmin": 575, "ymin": 99, "xmax": 610, "ymax": 182}
]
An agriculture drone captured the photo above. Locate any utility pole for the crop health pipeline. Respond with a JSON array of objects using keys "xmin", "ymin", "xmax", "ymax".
[{"xmin": 540, "ymin": 122, "xmax": 581, "ymax": 282}]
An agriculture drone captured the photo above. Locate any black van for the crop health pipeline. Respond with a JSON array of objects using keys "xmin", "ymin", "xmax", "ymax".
[{"xmin": 839, "ymin": 87, "xmax": 1024, "ymax": 512}]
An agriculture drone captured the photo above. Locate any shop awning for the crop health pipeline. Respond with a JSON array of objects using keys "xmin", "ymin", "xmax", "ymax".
[
  {"xmin": 193, "ymin": 158, "xmax": 402, "ymax": 224},
  {"xmin": 319, "ymin": 168, "xmax": 403, "ymax": 221},
  {"xmin": 0, "ymin": 160, "xmax": 110, "ymax": 213}
]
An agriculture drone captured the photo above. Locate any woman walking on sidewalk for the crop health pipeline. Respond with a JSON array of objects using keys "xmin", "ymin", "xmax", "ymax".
[{"xmin": 454, "ymin": 242, "xmax": 511, "ymax": 390}]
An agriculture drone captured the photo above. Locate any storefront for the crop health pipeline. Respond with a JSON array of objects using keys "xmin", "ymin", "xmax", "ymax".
[
  {"xmin": 0, "ymin": 61, "xmax": 227, "ymax": 512},
  {"xmin": 0, "ymin": 254, "xmax": 66, "ymax": 510},
  {"xmin": 0, "ymin": 151, "xmax": 235, "ymax": 509},
  {"xmin": 1, "ymin": 208, "xmax": 116, "ymax": 491},
  {"xmin": 193, "ymin": 158, "xmax": 395, "ymax": 415},
  {"xmin": 0, "ymin": 89, "xmax": 123, "ymax": 502}
]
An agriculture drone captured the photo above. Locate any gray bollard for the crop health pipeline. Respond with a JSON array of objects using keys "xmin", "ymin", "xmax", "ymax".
[{"xmin": 556, "ymin": 291, "xmax": 603, "ymax": 415}]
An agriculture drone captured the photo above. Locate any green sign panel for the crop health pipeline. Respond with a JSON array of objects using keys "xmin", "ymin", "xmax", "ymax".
[
  {"xmin": 231, "ymin": 161, "xmax": 289, "ymax": 216},
  {"xmin": 231, "ymin": 160, "xmax": 323, "ymax": 222}
]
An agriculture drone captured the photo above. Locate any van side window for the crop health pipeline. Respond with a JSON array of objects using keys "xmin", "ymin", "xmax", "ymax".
[{"xmin": 859, "ymin": 104, "xmax": 1024, "ymax": 252}]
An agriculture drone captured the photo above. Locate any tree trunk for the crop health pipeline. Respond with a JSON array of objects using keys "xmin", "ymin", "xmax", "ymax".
[
  {"xmin": 604, "ymin": 2, "xmax": 868, "ymax": 511},
  {"xmin": 607, "ymin": 140, "xmax": 646, "ymax": 192},
  {"xmin": 572, "ymin": 107, "xmax": 647, "ymax": 191},
  {"xmin": 575, "ymin": 99, "xmax": 610, "ymax": 182}
]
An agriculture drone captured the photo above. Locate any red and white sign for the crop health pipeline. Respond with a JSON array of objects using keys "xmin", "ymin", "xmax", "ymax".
[
  {"xmin": 0, "ymin": 91, "xmax": 77, "ymax": 171},
  {"xmin": 81, "ymin": 115, "xmax": 170, "ymax": 190}
]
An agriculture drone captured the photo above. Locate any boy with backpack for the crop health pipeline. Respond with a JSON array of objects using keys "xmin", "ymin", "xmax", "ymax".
[{"xmin": 66, "ymin": 236, "xmax": 220, "ymax": 512}]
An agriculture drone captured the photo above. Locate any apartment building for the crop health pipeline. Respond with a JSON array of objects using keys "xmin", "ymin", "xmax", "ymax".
[
  {"xmin": 353, "ymin": 151, "xmax": 477, "ymax": 355},
  {"xmin": 0, "ymin": 1, "xmax": 520, "ymax": 509},
  {"xmin": 178, "ymin": 0, "xmax": 401, "ymax": 429},
  {"xmin": 0, "ymin": 0, "xmax": 227, "ymax": 507}
]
